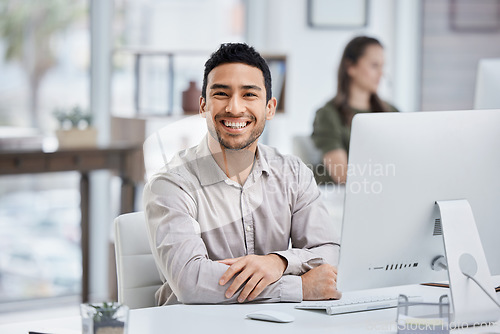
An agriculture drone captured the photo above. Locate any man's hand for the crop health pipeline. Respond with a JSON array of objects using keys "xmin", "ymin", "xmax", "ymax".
[
  {"xmin": 301, "ymin": 264, "xmax": 342, "ymax": 300},
  {"xmin": 218, "ymin": 254, "xmax": 287, "ymax": 303}
]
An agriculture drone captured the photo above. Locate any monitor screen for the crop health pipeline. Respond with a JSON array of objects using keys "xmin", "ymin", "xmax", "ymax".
[
  {"xmin": 337, "ymin": 109, "xmax": 500, "ymax": 293},
  {"xmin": 474, "ymin": 58, "xmax": 500, "ymax": 110}
]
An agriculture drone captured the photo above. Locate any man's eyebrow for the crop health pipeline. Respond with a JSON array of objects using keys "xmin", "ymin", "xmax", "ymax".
[
  {"xmin": 209, "ymin": 84, "xmax": 262, "ymax": 91},
  {"xmin": 242, "ymin": 85, "xmax": 262, "ymax": 91},
  {"xmin": 210, "ymin": 84, "xmax": 230, "ymax": 90}
]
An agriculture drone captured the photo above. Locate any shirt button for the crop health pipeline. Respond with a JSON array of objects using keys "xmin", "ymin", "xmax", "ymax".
[{"xmin": 245, "ymin": 225, "xmax": 252, "ymax": 232}]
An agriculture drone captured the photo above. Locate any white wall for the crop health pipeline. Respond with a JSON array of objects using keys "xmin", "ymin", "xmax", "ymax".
[
  {"xmin": 246, "ymin": 0, "xmax": 421, "ymax": 153},
  {"xmin": 420, "ymin": 0, "xmax": 500, "ymax": 111}
]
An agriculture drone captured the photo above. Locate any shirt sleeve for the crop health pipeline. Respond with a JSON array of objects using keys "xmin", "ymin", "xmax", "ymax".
[
  {"xmin": 272, "ymin": 161, "xmax": 340, "ymax": 275},
  {"xmin": 143, "ymin": 173, "xmax": 303, "ymax": 304},
  {"xmin": 311, "ymin": 102, "xmax": 345, "ymax": 155}
]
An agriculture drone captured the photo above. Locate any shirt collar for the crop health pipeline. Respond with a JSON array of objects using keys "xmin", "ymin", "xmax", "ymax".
[
  {"xmin": 254, "ymin": 144, "xmax": 270, "ymax": 177},
  {"xmin": 195, "ymin": 135, "xmax": 270, "ymax": 186},
  {"xmin": 195, "ymin": 135, "xmax": 227, "ymax": 186}
]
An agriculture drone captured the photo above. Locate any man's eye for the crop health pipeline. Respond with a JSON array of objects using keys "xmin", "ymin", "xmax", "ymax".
[
  {"xmin": 214, "ymin": 92, "xmax": 228, "ymax": 96},
  {"xmin": 244, "ymin": 92, "xmax": 257, "ymax": 97}
]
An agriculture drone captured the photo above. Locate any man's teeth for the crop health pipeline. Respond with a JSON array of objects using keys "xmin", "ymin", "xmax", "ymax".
[{"xmin": 224, "ymin": 121, "xmax": 247, "ymax": 129}]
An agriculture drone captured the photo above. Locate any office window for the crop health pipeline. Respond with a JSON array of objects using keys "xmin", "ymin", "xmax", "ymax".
[
  {"xmin": 0, "ymin": 0, "xmax": 89, "ymax": 132},
  {"xmin": 0, "ymin": 173, "xmax": 81, "ymax": 304},
  {"xmin": 0, "ymin": 0, "xmax": 89, "ymax": 307}
]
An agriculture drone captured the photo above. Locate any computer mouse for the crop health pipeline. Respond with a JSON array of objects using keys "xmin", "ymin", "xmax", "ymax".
[{"xmin": 246, "ymin": 310, "xmax": 295, "ymax": 323}]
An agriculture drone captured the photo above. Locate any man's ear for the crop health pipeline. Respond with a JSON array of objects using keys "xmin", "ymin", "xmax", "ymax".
[
  {"xmin": 199, "ymin": 96, "xmax": 206, "ymax": 118},
  {"xmin": 266, "ymin": 97, "xmax": 277, "ymax": 120}
]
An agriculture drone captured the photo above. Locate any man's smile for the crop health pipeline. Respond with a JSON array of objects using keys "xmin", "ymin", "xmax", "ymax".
[
  {"xmin": 223, "ymin": 120, "xmax": 249, "ymax": 129},
  {"xmin": 216, "ymin": 115, "xmax": 256, "ymax": 134}
]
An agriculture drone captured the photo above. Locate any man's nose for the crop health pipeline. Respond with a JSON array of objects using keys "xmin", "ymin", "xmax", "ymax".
[{"xmin": 226, "ymin": 96, "xmax": 243, "ymax": 113}]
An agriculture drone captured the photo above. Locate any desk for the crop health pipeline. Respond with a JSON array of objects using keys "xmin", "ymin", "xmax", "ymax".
[
  {"xmin": 1, "ymin": 281, "xmax": 499, "ymax": 334},
  {"xmin": 0, "ymin": 144, "xmax": 144, "ymax": 302}
]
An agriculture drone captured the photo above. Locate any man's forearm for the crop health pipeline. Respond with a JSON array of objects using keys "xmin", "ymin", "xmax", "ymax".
[
  {"xmin": 273, "ymin": 243, "xmax": 340, "ymax": 276},
  {"xmin": 164, "ymin": 255, "xmax": 301, "ymax": 304},
  {"xmin": 218, "ymin": 254, "xmax": 287, "ymax": 302}
]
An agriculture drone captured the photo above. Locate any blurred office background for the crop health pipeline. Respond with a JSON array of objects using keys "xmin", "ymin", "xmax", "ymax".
[{"xmin": 1, "ymin": 0, "xmax": 500, "ymax": 318}]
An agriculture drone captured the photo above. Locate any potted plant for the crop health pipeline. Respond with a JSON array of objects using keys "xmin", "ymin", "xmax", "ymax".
[
  {"xmin": 81, "ymin": 301, "xmax": 129, "ymax": 334},
  {"xmin": 53, "ymin": 106, "xmax": 97, "ymax": 148}
]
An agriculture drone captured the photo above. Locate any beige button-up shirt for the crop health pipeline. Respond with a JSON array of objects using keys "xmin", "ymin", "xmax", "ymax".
[{"xmin": 143, "ymin": 136, "xmax": 340, "ymax": 305}]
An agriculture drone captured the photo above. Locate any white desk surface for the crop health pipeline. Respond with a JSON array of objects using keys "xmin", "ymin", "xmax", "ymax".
[{"xmin": 2, "ymin": 278, "xmax": 499, "ymax": 334}]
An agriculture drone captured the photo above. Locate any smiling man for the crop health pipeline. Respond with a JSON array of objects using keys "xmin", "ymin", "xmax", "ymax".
[{"xmin": 143, "ymin": 43, "xmax": 341, "ymax": 305}]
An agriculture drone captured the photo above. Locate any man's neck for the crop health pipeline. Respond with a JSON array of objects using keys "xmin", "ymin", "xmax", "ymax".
[{"xmin": 207, "ymin": 137, "xmax": 257, "ymax": 186}]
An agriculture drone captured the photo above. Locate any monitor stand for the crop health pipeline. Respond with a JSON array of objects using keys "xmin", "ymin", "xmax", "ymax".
[{"xmin": 435, "ymin": 199, "xmax": 500, "ymax": 326}]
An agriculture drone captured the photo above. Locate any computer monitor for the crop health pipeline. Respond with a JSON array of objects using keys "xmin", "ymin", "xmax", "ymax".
[
  {"xmin": 474, "ymin": 58, "xmax": 500, "ymax": 109},
  {"xmin": 336, "ymin": 109, "xmax": 500, "ymax": 325}
]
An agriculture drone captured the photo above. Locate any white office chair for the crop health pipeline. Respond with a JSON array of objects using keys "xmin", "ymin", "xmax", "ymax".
[
  {"xmin": 114, "ymin": 212, "xmax": 162, "ymax": 309},
  {"xmin": 143, "ymin": 114, "xmax": 207, "ymax": 181},
  {"xmin": 292, "ymin": 135, "xmax": 323, "ymax": 168},
  {"xmin": 292, "ymin": 135, "xmax": 331, "ymax": 184}
]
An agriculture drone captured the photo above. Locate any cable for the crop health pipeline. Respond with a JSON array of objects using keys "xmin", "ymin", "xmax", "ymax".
[
  {"xmin": 462, "ymin": 272, "xmax": 500, "ymax": 309},
  {"xmin": 433, "ymin": 254, "xmax": 500, "ymax": 308}
]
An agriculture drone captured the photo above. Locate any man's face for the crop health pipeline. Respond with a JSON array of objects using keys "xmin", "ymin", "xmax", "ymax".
[{"xmin": 200, "ymin": 63, "xmax": 276, "ymax": 151}]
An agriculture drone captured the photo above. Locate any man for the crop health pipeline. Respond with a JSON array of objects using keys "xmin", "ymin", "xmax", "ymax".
[{"xmin": 143, "ymin": 43, "xmax": 340, "ymax": 305}]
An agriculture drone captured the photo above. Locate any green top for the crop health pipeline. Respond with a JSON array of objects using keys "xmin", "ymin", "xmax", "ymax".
[
  {"xmin": 311, "ymin": 98, "xmax": 398, "ymax": 155},
  {"xmin": 310, "ymin": 98, "xmax": 398, "ymax": 184}
]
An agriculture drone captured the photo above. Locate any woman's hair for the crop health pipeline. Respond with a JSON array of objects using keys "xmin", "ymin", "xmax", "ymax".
[{"xmin": 334, "ymin": 36, "xmax": 390, "ymax": 125}]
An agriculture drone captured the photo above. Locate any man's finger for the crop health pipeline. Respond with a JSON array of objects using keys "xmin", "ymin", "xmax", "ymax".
[
  {"xmin": 225, "ymin": 269, "xmax": 251, "ymax": 299},
  {"xmin": 237, "ymin": 275, "xmax": 262, "ymax": 303},
  {"xmin": 247, "ymin": 279, "xmax": 269, "ymax": 301},
  {"xmin": 217, "ymin": 257, "xmax": 242, "ymax": 265},
  {"xmin": 219, "ymin": 260, "xmax": 245, "ymax": 286}
]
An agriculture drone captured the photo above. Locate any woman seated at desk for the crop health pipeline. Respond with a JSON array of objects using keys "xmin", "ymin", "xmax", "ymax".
[{"xmin": 311, "ymin": 36, "xmax": 398, "ymax": 184}]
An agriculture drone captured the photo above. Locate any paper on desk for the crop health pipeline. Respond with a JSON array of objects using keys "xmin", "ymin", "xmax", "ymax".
[
  {"xmin": 398, "ymin": 314, "xmax": 446, "ymax": 327},
  {"xmin": 397, "ymin": 314, "xmax": 449, "ymax": 334}
]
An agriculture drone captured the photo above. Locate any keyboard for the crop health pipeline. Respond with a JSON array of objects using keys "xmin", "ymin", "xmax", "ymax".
[{"xmin": 295, "ymin": 295, "xmax": 421, "ymax": 315}]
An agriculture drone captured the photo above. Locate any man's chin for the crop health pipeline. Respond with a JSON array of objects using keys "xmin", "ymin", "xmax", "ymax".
[
  {"xmin": 218, "ymin": 134, "xmax": 259, "ymax": 151},
  {"xmin": 219, "ymin": 140, "xmax": 252, "ymax": 151},
  {"xmin": 211, "ymin": 125, "xmax": 264, "ymax": 151}
]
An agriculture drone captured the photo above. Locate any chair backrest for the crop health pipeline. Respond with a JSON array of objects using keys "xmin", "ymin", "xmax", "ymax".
[
  {"xmin": 292, "ymin": 135, "xmax": 331, "ymax": 184},
  {"xmin": 143, "ymin": 114, "xmax": 207, "ymax": 181},
  {"xmin": 114, "ymin": 212, "xmax": 162, "ymax": 309},
  {"xmin": 292, "ymin": 135, "xmax": 322, "ymax": 167}
]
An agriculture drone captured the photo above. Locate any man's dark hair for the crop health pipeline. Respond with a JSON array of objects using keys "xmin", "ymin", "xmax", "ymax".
[{"xmin": 202, "ymin": 43, "xmax": 272, "ymax": 102}]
